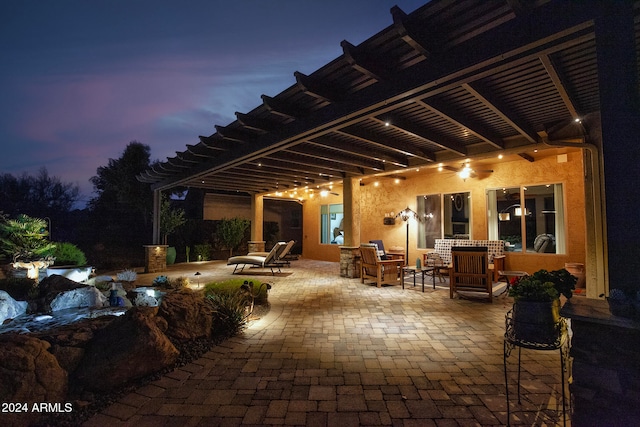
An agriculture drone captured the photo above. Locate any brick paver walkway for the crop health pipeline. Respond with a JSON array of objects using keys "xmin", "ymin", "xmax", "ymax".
[{"xmin": 85, "ymin": 259, "xmax": 570, "ymax": 426}]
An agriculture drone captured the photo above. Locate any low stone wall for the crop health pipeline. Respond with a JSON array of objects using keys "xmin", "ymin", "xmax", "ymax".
[{"xmin": 561, "ymin": 298, "xmax": 640, "ymax": 425}]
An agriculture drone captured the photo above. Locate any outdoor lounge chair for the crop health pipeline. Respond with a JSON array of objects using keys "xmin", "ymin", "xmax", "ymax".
[
  {"xmin": 227, "ymin": 241, "xmax": 287, "ymax": 275},
  {"xmin": 248, "ymin": 240, "xmax": 296, "ymax": 267}
]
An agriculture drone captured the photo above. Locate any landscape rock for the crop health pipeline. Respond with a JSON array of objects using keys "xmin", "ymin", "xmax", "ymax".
[
  {"xmin": 0, "ymin": 290, "xmax": 28, "ymax": 324},
  {"xmin": 158, "ymin": 289, "xmax": 214, "ymax": 340},
  {"xmin": 50, "ymin": 286, "xmax": 107, "ymax": 311},
  {"xmin": 0, "ymin": 334, "xmax": 68, "ymax": 427},
  {"xmin": 32, "ymin": 315, "xmax": 117, "ymax": 373},
  {"xmin": 73, "ymin": 306, "xmax": 179, "ymax": 391}
]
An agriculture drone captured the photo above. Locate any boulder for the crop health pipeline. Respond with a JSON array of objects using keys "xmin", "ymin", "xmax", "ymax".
[
  {"xmin": 73, "ymin": 307, "xmax": 179, "ymax": 391},
  {"xmin": 0, "ymin": 290, "xmax": 28, "ymax": 324},
  {"xmin": 50, "ymin": 286, "xmax": 107, "ymax": 311},
  {"xmin": 158, "ymin": 289, "xmax": 214, "ymax": 340},
  {"xmin": 32, "ymin": 316, "xmax": 116, "ymax": 374},
  {"xmin": 34, "ymin": 274, "xmax": 85, "ymax": 312},
  {"xmin": 0, "ymin": 334, "xmax": 68, "ymax": 427}
]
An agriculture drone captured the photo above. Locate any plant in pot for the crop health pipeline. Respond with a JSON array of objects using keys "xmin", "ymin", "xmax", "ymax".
[
  {"xmin": 0, "ymin": 214, "xmax": 56, "ymax": 282},
  {"xmin": 159, "ymin": 194, "xmax": 186, "ymax": 265},
  {"xmin": 507, "ymin": 268, "xmax": 576, "ymax": 344}
]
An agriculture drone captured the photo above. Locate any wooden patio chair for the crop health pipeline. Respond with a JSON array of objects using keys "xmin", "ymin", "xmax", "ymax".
[
  {"xmin": 360, "ymin": 243, "xmax": 404, "ymax": 288},
  {"xmin": 449, "ymin": 246, "xmax": 493, "ymax": 302}
]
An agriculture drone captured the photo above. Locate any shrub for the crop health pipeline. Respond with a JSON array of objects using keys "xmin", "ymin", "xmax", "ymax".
[
  {"xmin": 193, "ymin": 244, "xmax": 211, "ymax": 261},
  {"xmin": 172, "ymin": 276, "xmax": 190, "ymax": 289},
  {"xmin": 152, "ymin": 275, "xmax": 170, "ymax": 287},
  {"xmin": 116, "ymin": 269, "xmax": 137, "ymax": 282},
  {"xmin": 205, "ymin": 279, "xmax": 269, "ymax": 304},
  {"xmin": 206, "ymin": 291, "xmax": 249, "ymax": 337},
  {"xmin": 50, "ymin": 242, "xmax": 87, "ymax": 266},
  {"xmin": 0, "ymin": 214, "xmax": 56, "ymax": 262}
]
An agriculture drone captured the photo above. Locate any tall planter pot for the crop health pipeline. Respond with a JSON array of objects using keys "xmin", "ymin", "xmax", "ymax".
[
  {"xmin": 166, "ymin": 247, "xmax": 177, "ymax": 265},
  {"xmin": 512, "ymin": 299, "xmax": 561, "ymax": 344}
]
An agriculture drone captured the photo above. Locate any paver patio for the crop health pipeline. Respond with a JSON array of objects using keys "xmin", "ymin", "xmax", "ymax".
[{"xmin": 85, "ymin": 259, "xmax": 570, "ymax": 426}]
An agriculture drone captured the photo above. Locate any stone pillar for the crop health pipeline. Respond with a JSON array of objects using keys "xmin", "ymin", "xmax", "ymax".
[
  {"xmin": 339, "ymin": 246, "xmax": 361, "ymax": 278},
  {"xmin": 251, "ymin": 194, "xmax": 264, "ymax": 242},
  {"xmin": 248, "ymin": 241, "xmax": 266, "ymax": 253},
  {"xmin": 144, "ymin": 245, "xmax": 167, "ymax": 273},
  {"xmin": 342, "ymin": 177, "xmax": 361, "ymax": 247}
]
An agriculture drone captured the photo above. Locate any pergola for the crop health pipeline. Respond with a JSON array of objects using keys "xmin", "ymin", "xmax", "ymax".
[{"xmin": 140, "ymin": 0, "xmax": 639, "ymax": 293}]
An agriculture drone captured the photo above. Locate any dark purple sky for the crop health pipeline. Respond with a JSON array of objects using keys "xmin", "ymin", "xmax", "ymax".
[{"xmin": 0, "ymin": 0, "xmax": 427, "ymax": 205}]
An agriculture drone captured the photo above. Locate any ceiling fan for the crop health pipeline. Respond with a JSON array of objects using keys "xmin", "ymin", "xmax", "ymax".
[{"xmin": 442, "ymin": 162, "xmax": 493, "ymax": 180}]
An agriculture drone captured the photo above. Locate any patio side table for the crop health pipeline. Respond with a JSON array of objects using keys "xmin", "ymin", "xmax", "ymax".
[
  {"xmin": 401, "ymin": 266, "xmax": 434, "ymax": 292},
  {"xmin": 503, "ymin": 309, "xmax": 571, "ymax": 427}
]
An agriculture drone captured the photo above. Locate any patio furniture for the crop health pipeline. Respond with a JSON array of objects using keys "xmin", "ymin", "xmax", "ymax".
[
  {"xmin": 449, "ymin": 246, "xmax": 493, "ymax": 302},
  {"xmin": 227, "ymin": 241, "xmax": 288, "ymax": 275},
  {"xmin": 504, "ymin": 309, "xmax": 570, "ymax": 426},
  {"xmin": 433, "ymin": 239, "xmax": 505, "ymax": 281},
  {"xmin": 401, "ymin": 265, "xmax": 435, "ymax": 292},
  {"xmin": 424, "ymin": 252, "xmax": 448, "ymax": 283},
  {"xmin": 248, "ymin": 240, "xmax": 296, "ymax": 266},
  {"xmin": 360, "ymin": 243, "xmax": 404, "ymax": 288}
]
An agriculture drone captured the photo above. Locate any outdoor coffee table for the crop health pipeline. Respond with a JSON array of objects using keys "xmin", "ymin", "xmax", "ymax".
[{"xmin": 401, "ymin": 266, "xmax": 435, "ymax": 292}]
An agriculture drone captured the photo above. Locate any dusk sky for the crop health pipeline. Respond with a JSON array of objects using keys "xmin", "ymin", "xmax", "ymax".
[{"xmin": 1, "ymin": 0, "xmax": 427, "ymax": 206}]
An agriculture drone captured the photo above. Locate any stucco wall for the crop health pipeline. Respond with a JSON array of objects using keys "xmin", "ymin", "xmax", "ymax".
[{"xmin": 302, "ymin": 150, "xmax": 586, "ymax": 274}]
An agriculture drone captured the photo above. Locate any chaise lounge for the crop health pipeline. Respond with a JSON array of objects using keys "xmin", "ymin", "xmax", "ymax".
[{"xmin": 227, "ymin": 241, "xmax": 291, "ymax": 275}]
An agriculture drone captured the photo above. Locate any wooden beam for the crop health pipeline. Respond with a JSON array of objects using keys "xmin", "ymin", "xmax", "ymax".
[
  {"xmin": 234, "ymin": 112, "xmax": 278, "ymax": 133},
  {"xmin": 340, "ymin": 40, "xmax": 388, "ymax": 82},
  {"xmin": 416, "ymin": 98, "xmax": 504, "ymax": 149},
  {"xmin": 463, "ymin": 82, "xmax": 540, "ymax": 144},
  {"xmin": 539, "ymin": 54, "xmax": 581, "ymax": 119},
  {"xmin": 383, "ymin": 117, "xmax": 468, "ymax": 156},
  {"xmin": 336, "ymin": 128, "xmax": 435, "ymax": 163},
  {"xmin": 391, "ymin": 6, "xmax": 431, "ymax": 58},
  {"xmin": 310, "ymin": 135, "xmax": 409, "ymax": 169},
  {"xmin": 284, "ymin": 144, "xmax": 386, "ymax": 172},
  {"xmin": 294, "ymin": 71, "xmax": 340, "ymax": 103},
  {"xmin": 261, "ymin": 95, "xmax": 300, "ymax": 119}
]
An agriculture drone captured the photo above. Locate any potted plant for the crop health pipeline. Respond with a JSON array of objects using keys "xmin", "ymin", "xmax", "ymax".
[
  {"xmin": 159, "ymin": 194, "xmax": 186, "ymax": 265},
  {"xmin": 508, "ymin": 268, "xmax": 577, "ymax": 344},
  {"xmin": 0, "ymin": 214, "xmax": 56, "ymax": 282}
]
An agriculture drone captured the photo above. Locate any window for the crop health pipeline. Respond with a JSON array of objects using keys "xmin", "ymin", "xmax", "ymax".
[
  {"xmin": 320, "ymin": 204, "xmax": 343, "ymax": 244},
  {"xmin": 417, "ymin": 192, "xmax": 471, "ymax": 248},
  {"xmin": 487, "ymin": 184, "xmax": 565, "ymax": 253}
]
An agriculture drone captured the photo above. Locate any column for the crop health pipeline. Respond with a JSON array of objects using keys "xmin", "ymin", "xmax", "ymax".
[
  {"xmin": 339, "ymin": 177, "xmax": 361, "ymax": 278},
  {"xmin": 595, "ymin": 2, "xmax": 640, "ymax": 292},
  {"xmin": 249, "ymin": 194, "xmax": 265, "ymax": 253}
]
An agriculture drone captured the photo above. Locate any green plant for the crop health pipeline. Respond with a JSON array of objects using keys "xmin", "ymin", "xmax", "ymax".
[
  {"xmin": 530, "ymin": 268, "xmax": 576, "ymax": 300},
  {"xmin": 508, "ymin": 277, "xmax": 559, "ymax": 302},
  {"xmin": 159, "ymin": 194, "xmax": 187, "ymax": 245},
  {"xmin": 206, "ymin": 291, "xmax": 249, "ymax": 337},
  {"xmin": 217, "ymin": 217, "xmax": 250, "ymax": 258},
  {"xmin": 0, "ymin": 214, "xmax": 56, "ymax": 262},
  {"xmin": 193, "ymin": 244, "xmax": 211, "ymax": 261},
  {"xmin": 50, "ymin": 242, "xmax": 87, "ymax": 266},
  {"xmin": 205, "ymin": 279, "xmax": 270, "ymax": 304},
  {"xmin": 508, "ymin": 268, "xmax": 577, "ymax": 302}
]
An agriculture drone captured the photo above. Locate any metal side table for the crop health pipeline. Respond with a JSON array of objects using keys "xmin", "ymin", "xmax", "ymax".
[{"xmin": 503, "ymin": 309, "xmax": 571, "ymax": 427}]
